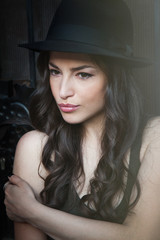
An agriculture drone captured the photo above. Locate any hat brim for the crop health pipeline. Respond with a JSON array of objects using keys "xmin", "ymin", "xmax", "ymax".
[{"xmin": 19, "ymin": 40, "xmax": 151, "ymax": 67}]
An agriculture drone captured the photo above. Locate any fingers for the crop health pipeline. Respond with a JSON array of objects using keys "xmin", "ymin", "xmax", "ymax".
[
  {"xmin": 3, "ymin": 181, "xmax": 9, "ymax": 191},
  {"xmin": 8, "ymin": 174, "xmax": 23, "ymax": 186},
  {"xmin": 4, "ymin": 182, "xmax": 16, "ymax": 203},
  {"xmin": 4, "ymin": 198, "xmax": 25, "ymax": 223},
  {"xmin": 3, "ymin": 175, "xmax": 22, "ymax": 192},
  {"xmin": 3, "ymin": 176, "xmax": 19, "ymax": 194}
]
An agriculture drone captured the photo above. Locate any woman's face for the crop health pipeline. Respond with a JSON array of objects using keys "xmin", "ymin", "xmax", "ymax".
[{"xmin": 49, "ymin": 52, "xmax": 107, "ymax": 126}]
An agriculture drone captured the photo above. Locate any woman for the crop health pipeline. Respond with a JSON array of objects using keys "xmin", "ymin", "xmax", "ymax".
[{"xmin": 4, "ymin": 0, "xmax": 160, "ymax": 239}]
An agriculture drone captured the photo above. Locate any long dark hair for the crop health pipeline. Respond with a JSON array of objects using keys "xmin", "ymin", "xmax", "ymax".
[{"xmin": 29, "ymin": 51, "xmax": 142, "ymax": 222}]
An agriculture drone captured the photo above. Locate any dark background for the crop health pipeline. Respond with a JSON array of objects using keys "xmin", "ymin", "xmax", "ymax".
[{"xmin": 0, "ymin": 0, "xmax": 160, "ymax": 239}]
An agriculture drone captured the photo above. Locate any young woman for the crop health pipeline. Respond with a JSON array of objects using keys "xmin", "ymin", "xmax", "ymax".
[{"xmin": 4, "ymin": 0, "xmax": 160, "ymax": 239}]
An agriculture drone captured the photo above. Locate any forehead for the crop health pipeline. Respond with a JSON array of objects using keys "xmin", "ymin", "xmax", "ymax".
[{"xmin": 49, "ymin": 51, "xmax": 94, "ymax": 64}]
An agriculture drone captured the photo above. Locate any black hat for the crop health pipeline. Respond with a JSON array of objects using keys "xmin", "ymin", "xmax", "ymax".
[{"xmin": 20, "ymin": 0, "xmax": 150, "ymax": 67}]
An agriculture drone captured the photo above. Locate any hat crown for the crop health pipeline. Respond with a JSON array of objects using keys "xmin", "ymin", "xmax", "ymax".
[
  {"xmin": 20, "ymin": 0, "xmax": 150, "ymax": 67},
  {"xmin": 47, "ymin": 0, "xmax": 133, "ymax": 49}
]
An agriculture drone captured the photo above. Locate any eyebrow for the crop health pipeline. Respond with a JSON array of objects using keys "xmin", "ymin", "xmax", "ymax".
[{"xmin": 48, "ymin": 62, "xmax": 96, "ymax": 72}]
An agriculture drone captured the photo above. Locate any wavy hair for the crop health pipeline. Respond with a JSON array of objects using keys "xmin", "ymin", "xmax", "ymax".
[{"xmin": 29, "ymin": 51, "xmax": 142, "ymax": 222}]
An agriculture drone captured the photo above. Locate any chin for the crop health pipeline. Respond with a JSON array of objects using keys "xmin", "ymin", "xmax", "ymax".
[
  {"xmin": 62, "ymin": 115, "xmax": 83, "ymax": 125},
  {"xmin": 64, "ymin": 119, "xmax": 82, "ymax": 125}
]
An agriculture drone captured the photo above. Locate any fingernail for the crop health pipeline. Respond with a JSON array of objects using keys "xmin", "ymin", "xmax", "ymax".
[{"xmin": 8, "ymin": 174, "xmax": 13, "ymax": 178}]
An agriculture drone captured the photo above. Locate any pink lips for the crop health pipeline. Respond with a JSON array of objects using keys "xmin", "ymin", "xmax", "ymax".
[{"xmin": 58, "ymin": 103, "xmax": 79, "ymax": 113}]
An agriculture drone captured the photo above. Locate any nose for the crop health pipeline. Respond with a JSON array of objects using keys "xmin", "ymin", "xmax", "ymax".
[{"xmin": 59, "ymin": 76, "xmax": 74, "ymax": 99}]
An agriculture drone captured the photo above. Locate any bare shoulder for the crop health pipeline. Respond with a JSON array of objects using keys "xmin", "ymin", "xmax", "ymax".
[
  {"xmin": 140, "ymin": 116, "xmax": 160, "ymax": 160},
  {"xmin": 124, "ymin": 117, "xmax": 160, "ymax": 238},
  {"xmin": 14, "ymin": 130, "xmax": 48, "ymax": 168},
  {"xmin": 138, "ymin": 116, "xmax": 160, "ymax": 185},
  {"xmin": 13, "ymin": 130, "xmax": 49, "ymax": 196},
  {"xmin": 16, "ymin": 130, "xmax": 48, "ymax": 150},
  {"xmin": 143, "ymin": 116, "xmax": 160, "ymax": 140}
]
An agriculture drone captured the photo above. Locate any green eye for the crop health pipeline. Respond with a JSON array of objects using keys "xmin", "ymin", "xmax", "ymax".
[
  {"xmin": 49, "ymin": 69, "xmax": 60, "ymax": 76},
  {"xmin": 78, "ymin": 72, "xmax": 93, "ymax": 79}
]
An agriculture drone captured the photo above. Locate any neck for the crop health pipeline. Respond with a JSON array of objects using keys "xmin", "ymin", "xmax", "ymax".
[
  {"xmin": 83, "ymin": 112, "xmax": 105, "ymax": 142},
  {"xmin": 82, "ymin": 112, "xmax": 105, "ymax": 169},
  {"xmin": 74, "ymin": 114, "xmax": 105, "ymax": 197}
]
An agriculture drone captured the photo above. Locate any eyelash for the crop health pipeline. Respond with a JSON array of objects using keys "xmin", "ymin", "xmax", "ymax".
[
  {"xmin": 76, "ymin": 72, "xmax": 93, "ymax": 79},
  {"xmin": 49, "ymin": 69, "xmax": 93, "ymax": 80},
  {"xmin": 49, "ymin": 69, "xmax": 60, "ymax": 76}
]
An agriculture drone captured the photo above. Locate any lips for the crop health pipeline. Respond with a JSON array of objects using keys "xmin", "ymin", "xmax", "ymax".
[{"xmin": 58, "ymin": 103, "xmax": 79, "ymax": 113}]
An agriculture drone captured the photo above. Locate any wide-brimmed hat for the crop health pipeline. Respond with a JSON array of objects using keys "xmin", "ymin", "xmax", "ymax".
[{"xmin": 20, "ymin": 0, "xmax": 150, "ymax": 67}]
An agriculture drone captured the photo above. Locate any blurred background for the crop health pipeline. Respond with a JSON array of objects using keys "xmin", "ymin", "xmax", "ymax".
[{"xmin": 0, "ymin": 0, "xmax": 160, "ymax": 239}]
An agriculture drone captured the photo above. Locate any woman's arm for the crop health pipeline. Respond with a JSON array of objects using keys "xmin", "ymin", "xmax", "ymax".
[
  {"xmin": 9, "ymin": 130, "xmax": 49, "ymax": 240},
  {"xmin": 5, "ymin": 118, "xmax": 160, "ymax": 240},
  {"xmin": 14, "ymin": 222, "xmax": 48, "ymax": 240}
]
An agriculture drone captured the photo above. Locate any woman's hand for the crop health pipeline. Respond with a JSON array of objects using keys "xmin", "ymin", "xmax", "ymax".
[{"xmin": 4, "ymin": 175, "xmax": 38, "ymax": 223}]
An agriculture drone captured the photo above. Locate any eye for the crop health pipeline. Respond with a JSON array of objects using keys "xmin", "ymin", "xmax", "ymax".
[
  {"xmin": 49, "ymin": 69, "xmax": 61, "ymax": 76},
  {"xmin": 77, "ymin": 72, "xmax": 93, "ymax": 80}
]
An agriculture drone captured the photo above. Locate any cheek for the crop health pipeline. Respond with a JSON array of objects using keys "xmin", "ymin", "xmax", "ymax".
[
  {"xmin": 86, "ymin": 76, "xmax": 107, "ymax": 101},
  {"xmin": 83, "ymin": 84, "xmax": 106, "ymax": 104}
]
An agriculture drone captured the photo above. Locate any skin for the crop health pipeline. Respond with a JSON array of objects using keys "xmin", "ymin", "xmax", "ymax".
[
  {"xmin": 49, "ymin": 52, "xmax": 107, "ymax": 127},
  {"xmin": 4, "ymin": 52, "xmax": 160, "ymax": 240}
]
